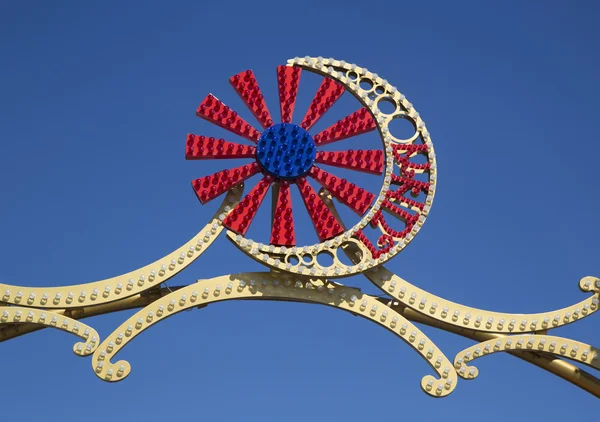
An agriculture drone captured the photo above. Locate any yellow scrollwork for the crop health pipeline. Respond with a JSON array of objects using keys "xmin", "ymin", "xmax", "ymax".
[
  {"xmin": 91, "ymin": 273, "xmax": 457, "ymax": 397},
  {"xmin": 364, "ymin": 267, "xmax": 600, "ymax": 334},
  {"xmin": 0, "ymin": 307, "xmax": 99, "ymax": 355},
  {"xmin": 454, "ymin": 335, "xmax": 600, "ymax": 380},
  {"xmin": 0, "ymin": 187, "xmax": 242, "ymax": 310}
]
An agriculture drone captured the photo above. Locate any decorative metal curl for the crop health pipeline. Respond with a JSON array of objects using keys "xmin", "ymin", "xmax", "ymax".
[
  {"xmin": 454, "ymin": 335, "xmax": 600, "ymax": 379},
  {"xmin": 0, "ymin": 307, "xmax": 99, "ymax": 355},
  {"xmin": 90, "ymin": 273, "xmax": 457, "ymax": 397}
]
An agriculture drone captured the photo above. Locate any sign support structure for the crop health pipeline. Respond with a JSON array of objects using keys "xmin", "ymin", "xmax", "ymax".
[{"xmin": 1, "ymin": 56, "xmax": 598, "ymax": 399}]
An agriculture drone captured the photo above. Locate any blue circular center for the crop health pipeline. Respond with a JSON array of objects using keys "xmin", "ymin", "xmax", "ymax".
[{"xmin": 256, "ymin": 123, "xmax": 316, "ymax": 179}]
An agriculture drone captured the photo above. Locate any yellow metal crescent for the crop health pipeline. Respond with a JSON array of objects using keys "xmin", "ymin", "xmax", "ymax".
[{"xmin": 227, "ymin": 56, "xmax": 437, "ymax": 278}]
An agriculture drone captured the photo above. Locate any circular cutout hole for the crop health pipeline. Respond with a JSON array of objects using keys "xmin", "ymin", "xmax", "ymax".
[
  {"xmin": 316, "ymin": 251, "xmax": 334, "ymax": 268},
  {"xmin": 388, "ymin": 116, "xmax": 417, "ymax": 141},
  {"xmin": 376, "ymin": 97, "xmax": 397, "ymax": 115},
  {"xmin": 359, "ymin": 78, "xmax": 374, "ymax": 92},
  {"xmin": 375, "ymin": 85, "xmax": 385, "ymax": 95},
  {"xmin": 287, "ymin": 255, "xmax": 300, "ymax": 266},
  {"xmin": 347, "ymin": 71, "xmax": 358, "ymax": 81},
  {"xmin": 335, "ymin": 241, "xmax": 362, "ymax": 267},
  {"xmin": 302, "ymin": 254, "xmax": 313, "ymax": 264}
]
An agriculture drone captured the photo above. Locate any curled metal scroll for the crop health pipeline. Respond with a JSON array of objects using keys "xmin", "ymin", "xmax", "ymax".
[{"xmin": 91, "ymin": 273, "xmax": 457, "ymax": 397}]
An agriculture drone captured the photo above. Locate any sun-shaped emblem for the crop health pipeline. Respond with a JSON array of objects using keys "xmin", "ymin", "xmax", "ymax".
[{"xmin": 186, "ymin": 60, "xmax": 437, "ymax": 277}]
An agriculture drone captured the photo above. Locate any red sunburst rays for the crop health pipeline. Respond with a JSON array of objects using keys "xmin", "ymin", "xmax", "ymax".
[
  {"xmin": 223, "ymin": 176, "xmax": 272, "ymax": 235},
  {"xmin": 296, "ymin": 177, "xmax": 344, "ymax": 241},
  {"xmin": 277, "ymin": 65, "xmax": 302, "ymax": 123},
  {"xmin": 196, "ymin": 94, "xmax": 261, "ymax": 143},
  {"xmin": 315, "ymin": 149, "xmax": 384, "ymax": 175},
  {"xmin": 308, "ymin": 166, "xmax": 375, "ymax": 215},
  {"xmin": 188, "ymin": 64, "xmax": 385, "ymax": 247},
  {"xmin": 230, "ymin": 70, "xmax": 274, "ymax": 129},
  {"xmin": 300, "ymin": 77, "xmax": 345, "ymax": 131},
  {"xmin": 313, "ymin": 107, "xmax": 376, "ymax": 146},
  {"xmin": 186, "ymin": 134, "xmax": 256, "ymax": 160},
  {"xmin": 270, "ymin": 181, "xmax": 295, "ymax": 246},
  {"xmin": 191, "ymin": 163, "xmax": 260, "ymax": 204}
]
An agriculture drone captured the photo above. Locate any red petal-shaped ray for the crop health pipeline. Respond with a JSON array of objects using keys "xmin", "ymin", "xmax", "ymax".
[
  {"xmin": 223, "ymin": 176, "xmax": 272, "ymax": 235},
  {"xmin": 314, "ymin": 107, "xmax": 376, "ymax": 146},
  {"xmin": 196, "ymin": 94, "xmax": 261, "ymax": 143},
  {"xmin": 191, "ymin": 162, "xmax": 260, "ymax": 205},
  {"xmin": 185, "ymin": 134, "xmax": 256, "ymax": 160},
  {"xmin": 296, "ymin": 177, "xmax": 344, "ymax": 241},
  {"xmin": 277, "ymin": 65, "xmax": 302, "ymax": 123},
  {"xmin": 230, "ymin": 70, "xmax": 274, "ymax": 129},
  {"xmin": 300, "ymin": 77, "xmax": 345, "ymax": 131},
  {"xmin": 270, "ymin": 181, "xmax": 295, "ymax": 246},
  {"xmin": 315, "ymin": 149, "xmax": 384, "ymax": 175},
  {"xmin": 308, "ymin": 166, "xmax": 375, "ymax": 215}
]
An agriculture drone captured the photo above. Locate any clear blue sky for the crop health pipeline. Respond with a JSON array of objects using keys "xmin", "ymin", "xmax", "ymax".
[{"xmin": 1, "ymin": 0, "xmax": 599, "ymax": 419}]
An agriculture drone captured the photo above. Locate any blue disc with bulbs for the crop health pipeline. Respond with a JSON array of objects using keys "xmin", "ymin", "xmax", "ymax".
[{"xmin": 256, "ymin": 123, "xmax": 316, "ymax": 179}]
